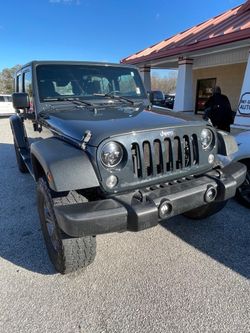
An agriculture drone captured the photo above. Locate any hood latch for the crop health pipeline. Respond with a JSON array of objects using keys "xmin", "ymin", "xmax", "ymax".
[{"xmin": 81, "ymin": 130, "xmax": 92, "ymax": 150}]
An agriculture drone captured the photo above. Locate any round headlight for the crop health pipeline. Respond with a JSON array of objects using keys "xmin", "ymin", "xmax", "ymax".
[
  {"xmin": 200, "ymin": 128, "xmax": 213, "ymax": 150},
  {"xmin": 101, "ymin": 141, "xmax": 123, "ymax": 167}
]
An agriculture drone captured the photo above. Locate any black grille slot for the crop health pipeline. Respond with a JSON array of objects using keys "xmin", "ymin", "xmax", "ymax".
[
  {"xmin": 143, "ymin": 141, "xmax": 153, "ymax": 176},
  {"xmin": 184, "ymin": 135, "xmax": 191, "ymax": 167},
  {"xmin": 174, "ymin": 137, "xmax": 182, "ymax": 170},
  {"xmin": 191, "ymin": 134, "xmax": 199, "ymax": 165},
  {"xmin": 154, "ymin": 140, "xmax": 163, "ymax": 174},
  {"xmin": 131, "ymin": 143, "xmax": 142, "ymax": 178},
  {"xmin": 164, "ymin": 138, "xmax": 172, "ymax": 171},
  {"xmin": 131, "ymin": 134, "xmax": 199, "ymax": 179}
]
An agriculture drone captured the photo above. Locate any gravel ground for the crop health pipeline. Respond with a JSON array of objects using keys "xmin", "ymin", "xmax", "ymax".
[{"xmin": 0, "ymin": 117, "xmax": 249, "ymax": 333}]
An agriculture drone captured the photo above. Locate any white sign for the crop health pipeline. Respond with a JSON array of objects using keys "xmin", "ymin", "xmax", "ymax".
[{"xmin": 238, "ymin": 92, "xmax": 250, "ymax": 115}]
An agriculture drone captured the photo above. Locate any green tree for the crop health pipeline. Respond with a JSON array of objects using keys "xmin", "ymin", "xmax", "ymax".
[{"xmin": 0, "ymin": 64, "xmax": 21, "ymax": 94}]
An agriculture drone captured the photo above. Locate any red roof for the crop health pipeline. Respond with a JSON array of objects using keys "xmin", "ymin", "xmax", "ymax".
[{"xmin": 121, "ymin": 1, "xmax": 250, "ymax": 65}]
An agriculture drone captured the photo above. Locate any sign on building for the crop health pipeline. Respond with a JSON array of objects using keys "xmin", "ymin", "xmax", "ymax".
[{"xmin": 238, "ymin": 92, "xmax": 250, "ymax": 115}]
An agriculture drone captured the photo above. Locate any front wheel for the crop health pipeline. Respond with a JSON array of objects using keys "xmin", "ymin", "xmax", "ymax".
[
  {"xmin": 37, "ymin": 178, "xmax": 96, "ymax": 274},
  {"xmin": 183, "ymin": 201, "xmax": 227, "ymax": 220},
  {"xmin": 235, "ymin": 161, "xmax": 250, "ymax": 208}
]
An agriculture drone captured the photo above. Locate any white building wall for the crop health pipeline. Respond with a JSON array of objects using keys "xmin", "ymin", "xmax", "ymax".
[
  {"xmin": 193, "ymin": 47, "xmax": 249, "ymax": 69},
  {"xmin": 193, "ymin": 63, "xmax": 246, "ymax": 111},
  {"xmin": 174, "ymin": 59, "xmax": 193, "ymax": 112}
]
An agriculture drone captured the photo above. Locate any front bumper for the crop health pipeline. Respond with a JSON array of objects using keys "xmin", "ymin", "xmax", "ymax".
[{"xmin": 54, "ymin": 162, "xmax": 246, "ymax": 237}]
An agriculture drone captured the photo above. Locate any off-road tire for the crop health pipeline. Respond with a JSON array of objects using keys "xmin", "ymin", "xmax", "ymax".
[
  {"xmin": 183, "ymin": 200, "xmax": 227, "ymax": 220},
  {"xmin": 14, "ymin": 140, "xmax": 28, "ymax": 173},
  {"xmin": 37, "ymin": 178, "xmax": 96, "ymax": 274},
  {"xmin": 235, "ymin": 161, "xmax": 250, "ymax": 208}
]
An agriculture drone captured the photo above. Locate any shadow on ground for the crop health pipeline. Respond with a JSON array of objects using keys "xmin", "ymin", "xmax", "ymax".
[
  {"xmin": 160, "ymin": 202, "xmax": 250, "ymax": 279},
  {"xmin": 0, "ymin": 143, "xmax": 56, "ymax": 275}
]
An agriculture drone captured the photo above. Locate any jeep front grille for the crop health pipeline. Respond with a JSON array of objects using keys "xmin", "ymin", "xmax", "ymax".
[{"xmin": 131, "ymin": 135, "xmax": 199, "ymax": 178}]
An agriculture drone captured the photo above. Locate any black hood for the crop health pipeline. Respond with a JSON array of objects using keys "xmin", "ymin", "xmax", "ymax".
[{"xmin": 43, "ymin": 104, "xmax": 204, "ymax": 146}]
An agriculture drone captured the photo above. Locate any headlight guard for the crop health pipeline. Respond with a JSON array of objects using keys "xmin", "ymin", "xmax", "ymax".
[
  {"xmin": 101, "ymin": 141, "xmax": 124, "ymax": 168},
  {"xmin": 200, "ymin": 128, "xmax": 214, "ymax": 151}
]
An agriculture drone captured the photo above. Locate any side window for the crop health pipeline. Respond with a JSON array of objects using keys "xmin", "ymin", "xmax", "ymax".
[
  {"xmin": 23, "ymin": 70, "xmax": 33, "ymax": 110},
  {"xmin": 0, "ymin": 96, "xmax": 4, "ymax": 102},
  {"xmin": 23, "ymin": 71, "xmax": 32, "ymax": 98}
]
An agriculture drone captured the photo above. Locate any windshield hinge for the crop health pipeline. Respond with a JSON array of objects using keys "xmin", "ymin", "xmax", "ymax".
[{"xmin": 81, "ymin": 130, "xmax": 92, "ymax": 149}]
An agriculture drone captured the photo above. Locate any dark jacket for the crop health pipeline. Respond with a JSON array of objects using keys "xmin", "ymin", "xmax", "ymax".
[{"xmin": 204, "ymin": 93, "xmax": 234, "ymax": 131}]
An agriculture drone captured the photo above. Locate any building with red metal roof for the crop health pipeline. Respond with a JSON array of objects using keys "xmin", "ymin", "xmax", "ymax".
[{"xmin": 122, "ymin": 0, "xmax": 250, "ymax": 117}]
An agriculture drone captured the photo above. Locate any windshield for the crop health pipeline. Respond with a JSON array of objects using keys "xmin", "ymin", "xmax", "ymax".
[{"xmin": 36, "ymin": 64, "xmax": 147, "ymax": 102}]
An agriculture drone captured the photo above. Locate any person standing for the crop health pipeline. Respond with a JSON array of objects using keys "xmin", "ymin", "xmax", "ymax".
[{"xmin": 204, "ymin": 86, "xmax": 234, "ymax": 132}]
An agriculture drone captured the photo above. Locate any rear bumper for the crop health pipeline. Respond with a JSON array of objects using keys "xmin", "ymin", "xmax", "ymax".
[{"xmin": 54, "ymin": 162, "xmax": 246, "ymax": 237}]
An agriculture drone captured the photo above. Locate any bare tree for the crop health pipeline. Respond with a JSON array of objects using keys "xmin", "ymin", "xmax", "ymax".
[
  {"xmin": 151, "ymin": 72, "xmax": 177, "ymax": 94},
  {"xmin": 0, "ymin": 65, "xmax": 21, "ymax": 94}
]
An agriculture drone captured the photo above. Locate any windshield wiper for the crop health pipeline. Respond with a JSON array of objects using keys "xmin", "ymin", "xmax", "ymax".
[
  {"xmin": 93, "ymin": 93, "xmax": 134, "ymax": 105},
  {"xmin": 43, "ymin": 97, "xmax": 94, "ymax": 107},
  {"xmin": 39, "ymin": 97, "xmax": 100, "ymax": 117}
]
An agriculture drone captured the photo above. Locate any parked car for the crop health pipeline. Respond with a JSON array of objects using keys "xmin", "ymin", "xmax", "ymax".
[
  {"xmin": 164, "ymin": 94, "xmax": 175, "ymax": 109},
  {"xmin": 10, "ymin": 60, "xmax": 246, "ymax": 274},
  {"xmin": 149, "ymin": 90, "xmax": 165, "ymax": 107},
  {"xmin": 0, "ymin": 94, "xmax": 15, "ymax": 116},
  {"xmin": 231, "ymin": 130, "xmax": 250, "ymax": 207},
  {"xmin": 149, "ymin": 91, "xmax": 175, "ymax": 109}
]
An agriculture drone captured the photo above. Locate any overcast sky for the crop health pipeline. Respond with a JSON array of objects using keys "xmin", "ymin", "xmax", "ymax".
[{"xmin": 0, "ymin": 0, "xmax": 244, "ymax": 71}]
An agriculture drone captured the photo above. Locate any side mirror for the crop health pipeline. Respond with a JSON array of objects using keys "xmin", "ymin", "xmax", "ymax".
[
  {"xmin": 12, "ymin": 92, "xmax": 30, "ymax": 109},
  {"xmin": 149, "ymin": 91, "xmax": 165, "ymax": 104},
  {"xmin": 149, "ymin": 92, "xmax": 154, "ymax": 103}
]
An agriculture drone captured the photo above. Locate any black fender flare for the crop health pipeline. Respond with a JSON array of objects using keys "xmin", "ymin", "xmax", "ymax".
[
  {"xmin": 31, "ymin": 138, "xmax": 99, "ymax": 192},
  {"xmin": 9, "ymin": 114, "xmax": 28, "ymax": 149},
  {"xmin": 217, "ymin": 130, "xmax": 238, "ymax": 156}
]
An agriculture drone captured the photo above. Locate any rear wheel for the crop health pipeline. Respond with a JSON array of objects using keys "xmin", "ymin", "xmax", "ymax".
[
  {"xmin": 14, "ymin": 140, "xmax": 28, "ymax": 173},
  {"xmin": 183, "ymin": 200, "xmax": 227, "ymax": 220},
  {"xmin": 37, "ymin": 178, "xmax": 96, "ymax": 274},
  {"xmin": 236, "ymin": 161, "xmax": 250, "ymax": 208}
]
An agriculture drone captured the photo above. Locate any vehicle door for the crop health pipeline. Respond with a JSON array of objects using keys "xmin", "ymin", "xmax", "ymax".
[
  {"xmin": 17, "ymin": 68, "xmax": 34, "ymax": 144},
  {"xmin": 21, "ymin": 67, "xmax": 52, "ymax": 144},
  {"xmin": 14, "ymin": 67, "xmax": 37, "ymax": 145}
]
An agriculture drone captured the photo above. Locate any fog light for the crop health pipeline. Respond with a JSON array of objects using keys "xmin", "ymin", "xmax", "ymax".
[
  {"xmin": 106, "ymin": 175, "xmax": 118, "ymax": 189},
  {"xmin": 159, "ymin": 200, "xmax": 172, "ymax": 219},
  {"xmin": 204, "ymin": 185, "xmax": 217, "ymax": 203},
  {"xmin": 208, "ymin": 154, "xmax": 215, "ymax": 164}
]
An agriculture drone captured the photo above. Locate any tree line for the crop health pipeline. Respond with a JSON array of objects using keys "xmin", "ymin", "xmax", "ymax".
[
  {"xmin": 0, "ymin": 65, "xmax": 21, "ymax": 94},
  {"xmin": 151, "ymin": 72, "xmax": 177, "ymax": 94}
]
